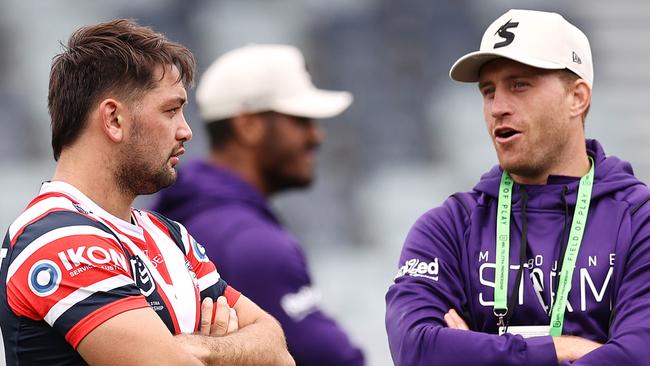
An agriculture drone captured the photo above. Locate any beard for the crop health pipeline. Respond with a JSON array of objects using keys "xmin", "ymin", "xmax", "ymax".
[
  {"xmin": 262, "ymin": 161, "xmax": 314, "ymax": 194},
  {"xmin": 115, "ymin": 120, "xmax": 177, "ymax": 196},
  {"xmin": 496, "ymin": 124, "xmax": 569, "ymax": 183},
  {"xmin": 260, "ymin": 147, "xmax": 317, "ymax": 194},
  {"xmin": 258, "ymin": 132, "xmax": 318, "ymax": 194}
]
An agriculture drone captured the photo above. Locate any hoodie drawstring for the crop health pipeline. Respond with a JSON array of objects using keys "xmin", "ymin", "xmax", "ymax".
[
  {"xmin": 549, "ymin": 186, "xmax": 570, "ymax": 314},
  {"xmin": 505, "ymin": 187, "xmax": 529, "ymax": 329}
]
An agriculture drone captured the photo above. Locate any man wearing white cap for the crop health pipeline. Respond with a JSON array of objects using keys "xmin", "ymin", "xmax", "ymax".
[
  {"xmin": 152, "ymin": 44, "xmax": 365, "ymax": 366},
  {"xmin": 386, "ymin": 9, "xmax": 650, "ymax": 365}
]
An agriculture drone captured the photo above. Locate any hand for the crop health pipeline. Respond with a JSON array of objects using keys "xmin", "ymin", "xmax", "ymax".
[
  {"xmin": 444, "ymin": 308, "xmax": 470, "ymax": 330},
  {"xmin": 553, "ymin": 335, "xmax": 602, "ymax": 362},
  {"xmin": 199, "ymin": 296, "xmax": 239, "ymax": 336}
]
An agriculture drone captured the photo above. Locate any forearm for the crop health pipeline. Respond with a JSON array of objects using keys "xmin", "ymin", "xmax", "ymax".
[
  {"xmin": 445, "ymin": 309, "xmax": 600, "ymax": 364},
  {"xmin": 390, "ymin": 324, "xmax": 557, "ymax": 366},
  {"xmin": 176, "ymin": 315, "xmax": 294, "ymax": 366},
  {"xmin": 552, "ymin": 336, "xmax": 601, "ymax": 363},
  {"xmin": 387, "ymin": 288, "xmax": 556, "ymax": 365},
  {"xmin": 564, "ymin": 330, "xmax": 650, "ymax": 365}
]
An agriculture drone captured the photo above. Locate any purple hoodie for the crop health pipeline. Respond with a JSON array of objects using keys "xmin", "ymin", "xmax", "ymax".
[
  {"xmin": 386, "ymin": 140, "xmax": 650, "ymax": 365},
  {"xmin": 151, "ymin": 160, "xmax": 365, "ymax": 366}
]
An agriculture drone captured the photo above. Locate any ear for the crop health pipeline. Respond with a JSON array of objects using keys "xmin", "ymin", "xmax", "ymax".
[
  {"xmin": 98, "ymin": 98, "xmax": 126, "ymax": 142},
  {"xmin": 569, "ymin": 79, "xmax": 591, "ymax": 120},
  {"xmin": 231, "ymin": 113, "xmax": 267, "ymax": 147}
]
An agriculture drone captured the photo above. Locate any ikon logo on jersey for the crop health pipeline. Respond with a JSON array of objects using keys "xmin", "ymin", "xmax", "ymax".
[
  {"xmin": 57, "ymin": 246, "xmax": 128, "ymax": 272},
  {"xmin": 130, "ymin": 255, "xmax": 155, "ymax": 296},
  {"xmin": 28, "ymin": 259, "xmax": 62, "ymax": 297},
  {"xmin": 395, "ymin": 258, "xmax": 439, "ymax": 281}
]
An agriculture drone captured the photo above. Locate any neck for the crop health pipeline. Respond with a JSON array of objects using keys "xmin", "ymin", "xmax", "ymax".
[
  {"xmin": 209, "ymin": 149, "xmax": 270, "ymax": 197},
  {"xmin": 509, "ymin": 132, "xmax": 591, "ymax": 184},
  {"xmin": 53, "ymin": 149, "xmax": 135, "ymax": 222},
  {"xmin": 509, "ymin": 153, "xmax": 591, "ymax": 185}
]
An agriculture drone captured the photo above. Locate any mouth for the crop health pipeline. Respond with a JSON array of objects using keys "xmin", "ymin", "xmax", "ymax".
[
  {"xmin": 169, "ymin": 146, "xmax": 185, "ymax": 166},
  {"xmin": 494, "ymin": 126, "xmax": 522, "ymax": 143}
]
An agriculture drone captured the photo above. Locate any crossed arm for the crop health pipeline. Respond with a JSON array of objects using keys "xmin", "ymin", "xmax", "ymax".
[
  {"xmin": 444, "ymin": 308, "xmax": 601, "ymax": 363},
  {"xmin": 77, "ymin": 294, "xmax": 294, "ymax": 366}
]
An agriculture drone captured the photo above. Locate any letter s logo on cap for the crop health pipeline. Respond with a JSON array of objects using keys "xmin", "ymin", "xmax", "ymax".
[{"xmin": 494, "ymin": 19, "xmax": 519, "ymax": 48}]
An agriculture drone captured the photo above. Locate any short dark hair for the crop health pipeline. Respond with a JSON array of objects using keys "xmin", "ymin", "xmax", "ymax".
[
  {"xmin": 48, "ymin": 19, "xmax": 196, "ymax": 161},
  {"xmin": 205, "ymin": 119, "xmax": 235, "ymax": 150}
]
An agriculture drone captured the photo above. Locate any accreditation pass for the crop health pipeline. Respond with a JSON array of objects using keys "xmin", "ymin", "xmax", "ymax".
[{"xmin": 499, "ymin": 325, "xmax": 550, "ymax": 338}]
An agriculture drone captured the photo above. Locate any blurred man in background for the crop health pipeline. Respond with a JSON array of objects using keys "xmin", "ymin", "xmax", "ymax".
[
  {"xmin": 386, "ymin": 9, "xmax": 650, "ymax": 366},
  {"xmin": 152, "ymin": 44, "xmax": 365, "ymax": 365},
  {"xmin": 0, "ymin": 20, "xmax": 293, "ymax": 365}
]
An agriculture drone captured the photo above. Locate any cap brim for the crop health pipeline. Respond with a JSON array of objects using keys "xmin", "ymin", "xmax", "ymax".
[
  {"xmin": 272, "ymin": 89, "xmax": 353, "ymax": 119},
  {"xmin": 449, "ymin": 50, "xmax": 566, "ymax": 82}
]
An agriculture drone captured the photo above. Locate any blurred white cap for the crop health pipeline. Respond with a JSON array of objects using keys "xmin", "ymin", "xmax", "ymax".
[
  {"xmin": 196, "ymin": 44, "xmax": 353, "ymax": 121},
  {"xmin": 450, "ymin": 9, "xmax": 593, "ymax": 86}
]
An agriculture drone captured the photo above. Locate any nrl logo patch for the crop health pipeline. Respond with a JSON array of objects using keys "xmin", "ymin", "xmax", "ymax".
[{"xmin": 130, "ymin": 255, "xmax": 155, "ymax": 296}]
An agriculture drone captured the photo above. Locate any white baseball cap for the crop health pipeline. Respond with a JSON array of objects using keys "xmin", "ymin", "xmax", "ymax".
[
  {"xmin": 196, "ymin": 44, "xmax": 353, "ymax": 121},
  {"xmin": 449, "ymin": 9, "xmax": 593, "ymax": 86}
]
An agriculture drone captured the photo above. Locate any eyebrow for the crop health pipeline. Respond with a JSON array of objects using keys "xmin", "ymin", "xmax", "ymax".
[
  {"xmin": 478, "ymin": 72, "xmax": 539, "ymax": 90},
  {"xmin": 164, "ymin": 96, "xmax": 187, "ymax": 107}
]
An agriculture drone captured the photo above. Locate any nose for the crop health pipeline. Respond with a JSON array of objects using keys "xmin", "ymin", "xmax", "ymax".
[
  {"xmin": 490, "ymin": 87, "xmax": 513, "ymax": 119},
  {"xmin": 309, "ymin": 120, "xmax": 325, "ymax": 145},
  {"xmin": 177, "ymin": 113, "xmax": 193, "ymax": 142}
]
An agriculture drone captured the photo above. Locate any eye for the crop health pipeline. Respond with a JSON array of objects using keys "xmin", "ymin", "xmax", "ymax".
[
  {"xmin": 512, "ymin": 80, "xmax": 530, "ymax": 91},
  {"xmin": 167, "ymin": 107, "xmax": 180, "ymax": 116},
  {"xmin": 481, "ymin": 87, "xmax": 495, "ymax": 99}
]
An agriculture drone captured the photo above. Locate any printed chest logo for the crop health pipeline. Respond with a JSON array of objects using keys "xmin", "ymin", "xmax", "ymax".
[
  {"xmin": 477, "ymin": 251, "xmax": 615, "ymax": 313},
  {"xmin": 395, "ymin": 258, "xmax": 439, "ymax": 281},
  {"xmin": 130, "ymin": 255, "xmax": 156, "ymax": 296},
  {"xmin": 28, "ymin": 259, "xmax": 62, "ymax": 297},
  {"xmin": 494, "ymin": 19, "xmax": 519, "ymax": 48}
]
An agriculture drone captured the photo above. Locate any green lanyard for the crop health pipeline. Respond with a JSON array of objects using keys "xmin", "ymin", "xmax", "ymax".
[{"xmin": 494, "ymin": 157, "xmax": 594, "ymax": 335}]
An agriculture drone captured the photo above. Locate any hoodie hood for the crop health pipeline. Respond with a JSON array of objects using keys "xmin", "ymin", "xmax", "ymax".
[
  {"xmin": 473, "ymin": 139, "xmax": 645, "ymax": 208},
  {"xmin": 150, "ymin": 160, "xmax": 277, "ymax": 224}
]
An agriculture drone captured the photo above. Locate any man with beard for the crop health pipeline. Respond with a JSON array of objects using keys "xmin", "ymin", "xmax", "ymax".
[
  {"xmin": 0, "ymin": 20, "xmax": 294, "ymax": 366},
  {"xmin": 151, "ymin": 44, "xmax": 365, "ymax": 366},
  {"xmin": 386, "ymin": 9, "xmax": 650, "ymax": 366}
]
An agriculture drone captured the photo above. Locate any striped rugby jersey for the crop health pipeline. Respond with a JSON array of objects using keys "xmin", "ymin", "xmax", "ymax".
[{"xmin": 0, "ymin": 181, "xmax": 240, "ymax": 365}]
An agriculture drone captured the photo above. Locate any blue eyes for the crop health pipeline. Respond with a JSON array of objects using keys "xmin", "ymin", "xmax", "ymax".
[
  {"xmin": 481, "ymin": 81, "xmax": 529, "ymax": 98},
  {"xmin": 513, "ymin": 81, "xmax": 529, "ymax": 89}
]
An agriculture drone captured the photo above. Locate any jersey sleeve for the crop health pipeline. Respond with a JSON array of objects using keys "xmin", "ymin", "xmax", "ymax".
[
  {"xmin": 385, "ymin": 197, "xmax": 557, "ymax": 366},
  {"xmin": 177, "ymin": 222, "xmax": 240, "ymax": 307},
  {"xmin": 5, "ymin": 210, "xmax": 149, "ymax": 348}
]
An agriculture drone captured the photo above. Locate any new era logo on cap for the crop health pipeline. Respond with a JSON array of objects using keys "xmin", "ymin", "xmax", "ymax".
[
  {"xmin": 573, "ymin": 51, "xmax": 582, "ymax": 64},
  {"xmin": 449, "ymin": 9, "xmax": 594, "ymax": 87}
]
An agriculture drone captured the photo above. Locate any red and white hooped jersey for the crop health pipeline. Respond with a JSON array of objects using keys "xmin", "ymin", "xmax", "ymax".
[{"xmin": 0, "ymin": 181, "xmax": 240, "ymax": 365}]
